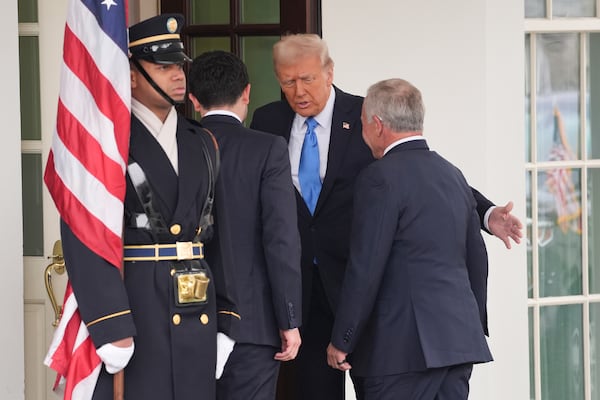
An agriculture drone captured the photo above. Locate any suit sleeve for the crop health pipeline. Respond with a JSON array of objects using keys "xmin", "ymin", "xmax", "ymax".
[
  {"xmin": 60, "ymin": 220, "xmax": 136, "ymax": 347},
  {"xmin": 261, "ymin": 136, "xmax": 302, "ymax": 330},
  {"xmin": 330, "ymin": 167, "xmax": 398, "ymax": 353},
  {"xmin": 466, "ymin": 208, "xmax": 490, "ymax": 336},
  {"xmin": 471, "ymin": 187, "xmax": 494, "ymax": 233}
]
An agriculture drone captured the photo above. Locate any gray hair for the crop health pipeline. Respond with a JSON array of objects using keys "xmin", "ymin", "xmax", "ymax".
[
  {"xmin": 363, "ymin": 78, "xmax": 424, "ymax": 132},
  {"xmin": 273, "ymin": 33, "xmax": 334, "ymax": 70}
]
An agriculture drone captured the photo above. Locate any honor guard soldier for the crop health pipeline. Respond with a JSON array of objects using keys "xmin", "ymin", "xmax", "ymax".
[{"xmin": 60, "ymin": 14, "xmax": 239, "ymax": 399}]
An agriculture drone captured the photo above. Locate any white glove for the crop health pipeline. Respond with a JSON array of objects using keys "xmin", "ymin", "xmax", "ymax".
[
  {"xmin": 97, "ymin": 341, "xmax": 135, "ymax": 374},
  {"xmin": 216, "ymin": 332, "xmax": 235, "ymax": 379}
]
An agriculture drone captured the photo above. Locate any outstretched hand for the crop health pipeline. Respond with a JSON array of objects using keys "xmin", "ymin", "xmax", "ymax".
[{"xmin": 488, "ymin": 201, "xmax": 523, "ymax": 249}]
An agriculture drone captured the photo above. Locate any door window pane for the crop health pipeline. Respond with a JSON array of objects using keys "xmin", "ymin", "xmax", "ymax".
[
  {"xmin": 18, "ymin": 0, "xmax": 37, "ymax": 23},
  {"xmin": 589, "ymin": 33, "xmax": 600, "ymax": 160},
  {"xmin": 22, "ymin": 154, "xmax": 43, "ymax": 256},
  {"xmin": 591, "ymin": 302, "xmax": 600, "ymax": 400},
  {"xmin": 538, "ymin": 168, "xmax": 582, "ymax": 297},
  {"xmin": 19, "ymin": 36, "xmax": 41, "ymax": 141},
  {"xmin": 190, "ymin": 36, "xmax": 230, "ymax": 57},
  {"xmin": 241, "ymin": 0, "xmax": 279, "ymax": 23},
  {"xmin": 540, "ymin": 304, "xmax": 584, "ymax": 400},
  {"xmin": 241, "ymin": 36, "xmax": 280, "ymax": 123},
  {"xmin": 553, "ymin": 0, "xmax": 596, "ymax": 17},
  {"xmin": 191, "ymin": 0, "xmax": 229, "ymax": 25},
  {"xmin": 525, "ymin": 0, "xmax": 545, "ymax": 18},
  {"xmin": 590, "ymin": 168, "xmax": 600, "ymax": 294},
  {"xmin": 536, "ymin": 33, "xmax": 581, "ymax": 162}
]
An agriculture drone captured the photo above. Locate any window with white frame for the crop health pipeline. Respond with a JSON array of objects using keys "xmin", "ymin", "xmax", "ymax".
[
  {"xmin": 18, "ymin": 0, "xmax": 44, "ymax": 257},
  {"xmin": 525, "ymin": 1, "xmax": 600, "ymax": 400}
]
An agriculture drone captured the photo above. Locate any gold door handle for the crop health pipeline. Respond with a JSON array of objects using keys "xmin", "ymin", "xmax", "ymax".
[{"xmin": 44, "ymin": 240, "xmax": 65, "ymax": 327}]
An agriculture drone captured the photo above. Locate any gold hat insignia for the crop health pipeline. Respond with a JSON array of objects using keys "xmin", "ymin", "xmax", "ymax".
[{"xmin": 166, "ymin": 17, "xmax": 178, "ymax": 34}]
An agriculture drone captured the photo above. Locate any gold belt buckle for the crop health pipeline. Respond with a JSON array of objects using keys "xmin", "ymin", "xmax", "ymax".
[
  {"xmin": 176, "ymin": 271, "xmax": 210, "ymax": 304},
  {"xmin": 176, "ymin": 241, "xmax": 194, "ymax": 260}
]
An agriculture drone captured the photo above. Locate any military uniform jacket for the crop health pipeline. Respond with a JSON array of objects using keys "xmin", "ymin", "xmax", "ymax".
[{"xmin": 62, "ymin": 114, "xmax": 238, "ymax": 400}]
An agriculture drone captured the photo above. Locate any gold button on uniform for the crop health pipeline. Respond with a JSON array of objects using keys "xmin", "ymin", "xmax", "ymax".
[
  {"xmin": 170, "ymin": 224, "xmax": 181, "ymax": 235},
  {"xmin": 200, "ymin": 314, "xmax": 209, "ymax": 325},
  {"xmin": 170, "ymin": 268, "xmax": 176, "ymax": 276},
  {"xmin": 172, "ymin": 314, "xmax": 181, "ymax": 325}
]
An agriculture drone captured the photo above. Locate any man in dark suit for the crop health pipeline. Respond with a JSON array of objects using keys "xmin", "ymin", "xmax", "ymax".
[
  {"xmin": 250, "ymin": 34, "xmax": 520, "ymax": 400},
  {"xmin": 188, "ymin": 50, "xmax": 303, "ymax": 400},
  {"xmin": 327, "ymin": 78, "xmax": 492, "ymax": 400}
]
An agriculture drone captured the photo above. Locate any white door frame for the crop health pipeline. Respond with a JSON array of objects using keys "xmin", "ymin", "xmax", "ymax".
[{"xmin": 2, "ymin": 0, "xmax": 25, "ymax": 397}]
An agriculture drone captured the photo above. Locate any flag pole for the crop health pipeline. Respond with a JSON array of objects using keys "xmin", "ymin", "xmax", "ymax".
[
  {"xmin": 114, "ymin": 261, "xmax": 126, "ymax": 400},
  {"xmin": 114, "ymin": 370, "xmax": 124, "ymax": 400}
]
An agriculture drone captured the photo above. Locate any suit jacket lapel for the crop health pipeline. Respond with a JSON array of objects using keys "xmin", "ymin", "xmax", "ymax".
[
  {"xmin": 315, "ymin": 88, "xmax": 361, "ymax": 215},
  {"xmin": 277, "ymin": 103, "xmax": 312, "ymax": 218},
  {"xmin": 279, "ymin": 103, "xmax": 295, "ymax": 143}
]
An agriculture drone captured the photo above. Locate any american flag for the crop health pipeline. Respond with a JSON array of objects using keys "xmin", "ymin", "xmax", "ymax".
[
  {"xmin": 545, "ymin": 107, "xmax": 581, "ymax": 234},
  {"xmin": 43, "ymin": 0, "xmax": 130, "ymax": 398}
]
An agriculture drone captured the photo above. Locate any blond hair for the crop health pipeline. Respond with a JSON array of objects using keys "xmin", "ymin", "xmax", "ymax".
[{"xmin": 273, "ymin": 33, "xmax": 334, "ymax": 70}]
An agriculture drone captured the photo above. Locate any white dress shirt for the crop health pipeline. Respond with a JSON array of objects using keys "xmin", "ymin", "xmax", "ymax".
[
  {"xmin": 288, "ymin": 86, "xmax": 336, "ymax": 193},
  {"xmin": 132, "ymin": 98, "xmax": 179, "ymax": 174}
]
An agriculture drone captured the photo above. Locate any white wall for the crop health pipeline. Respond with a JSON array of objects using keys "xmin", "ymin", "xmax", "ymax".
[
  {"xmin": 1, "ymin": 1, "xmax": 25, "ymax": 399},
  {"xmin": 323, "ymin": 0, "xmax": 529, "ymax": 398},
  {"xmin": 129, "ymin": 0, "xmax": 158, "ymax": 25}
]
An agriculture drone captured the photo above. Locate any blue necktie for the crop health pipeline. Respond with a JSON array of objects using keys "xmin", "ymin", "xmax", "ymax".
[{"xmin": 298, "ymin": 117, "xmax": 321, "ymax": 214}]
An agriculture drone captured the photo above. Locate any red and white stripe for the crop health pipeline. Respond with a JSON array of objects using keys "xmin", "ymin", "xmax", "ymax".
[
  {"xmin": 546, "ymin": 143, "xmax": 581, "ymax": 234},
  {"xmin": 43, "ymin": 0, "xmax": 130, "ymax": 398},
  {"xmin": 44, "ymin": 0, "xmax": 130, "ymax": 269},
  {"xmin": 44, "ymin": 284, "xmax": 102, "ymax": 400}
]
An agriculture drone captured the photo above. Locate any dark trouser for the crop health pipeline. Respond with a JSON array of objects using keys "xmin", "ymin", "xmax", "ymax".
[
  {"xmin": 352, "ymin": 364, "xmax": 473, "ymax": 400},
  {"xmin": 277, "ymin": 268, "xmax": 345, "ymax": 400},
  {"xmin": 217, "ymin": 343, "xmax": 280, "ymax": 400}
]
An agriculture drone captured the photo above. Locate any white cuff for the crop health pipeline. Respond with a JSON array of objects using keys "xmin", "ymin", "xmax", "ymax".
[
  {"xmin": 97, "ymin": 342, "xmax": 135, "ymax": 374},
  {"xmin": 483, "ymin": 205, "xmax": 496, "ymax": 232}
]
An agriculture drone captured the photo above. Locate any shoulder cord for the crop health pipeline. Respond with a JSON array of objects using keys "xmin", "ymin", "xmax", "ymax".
[
  {"xmin": 195, "ymin": 127, "xmax": 220, "ymax": 243},
  {"xmin": 126, "ymin": 160, "xmax": 170, "ymax": 243}
]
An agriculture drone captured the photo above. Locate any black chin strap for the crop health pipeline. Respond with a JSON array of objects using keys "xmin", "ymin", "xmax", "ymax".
[{"xmin": 131, "ymin": 58, "xmax": 182, "ymax": 106}]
